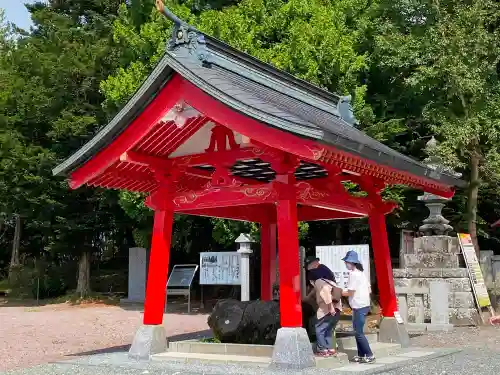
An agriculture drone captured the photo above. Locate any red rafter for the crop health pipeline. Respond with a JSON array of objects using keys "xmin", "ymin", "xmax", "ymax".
[{"xmin": 69, "ymin": 74, "xmax": 185, "ymax": 189}]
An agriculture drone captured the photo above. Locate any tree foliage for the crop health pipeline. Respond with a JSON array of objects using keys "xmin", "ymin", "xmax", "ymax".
[
  {"xmin": 373, "ymin": 0, "xmax": 500, "ymax": 251},
  {"xmin": 3, "ymin": 0, "xmax": 500, "ymax": 293}
]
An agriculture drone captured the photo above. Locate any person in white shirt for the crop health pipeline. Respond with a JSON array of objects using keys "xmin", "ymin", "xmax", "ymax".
[{"xmin": 341, "ymin": 250, "xmax": 375, "ymax": 364}]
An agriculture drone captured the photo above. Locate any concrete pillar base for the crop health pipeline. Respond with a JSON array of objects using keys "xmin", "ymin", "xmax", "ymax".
[
  {"xmin": 379, "ymin": 317, "xmax": 410, "ymax": 348},
  {"xmin": 270, "ymin": 327, "xmax": 315, "ymax": 369},
  {"xmin": 128, "ymin": 324, "xmax": 168, "ymax": 360}
]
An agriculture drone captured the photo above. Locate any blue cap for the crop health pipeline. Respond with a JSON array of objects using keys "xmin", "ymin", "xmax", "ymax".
[{"xmin": 342, "ymin": 250, "xmax": 361, "ymax": 265}]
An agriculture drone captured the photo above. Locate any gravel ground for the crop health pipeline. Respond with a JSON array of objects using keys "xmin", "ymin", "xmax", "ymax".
[
  {"xmin": 0, "ymin": 302, "xmax": 209, "ymax": 372},
  {"xmin": 2, "ymin": 302, "xmax": 500, "ymax": 375},
  {"xmin": 410, "ymin": 325, "xmax": 500, "ymax": 350}
]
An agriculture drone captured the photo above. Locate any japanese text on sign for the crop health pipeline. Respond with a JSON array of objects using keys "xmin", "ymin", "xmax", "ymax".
[
  {"xmin": 199, "ymin": 252, "xmax": 241, "ymax": 285},
  {"xmin": 458, "ymin": 233, "xmax": 491, "ymax": 308}
]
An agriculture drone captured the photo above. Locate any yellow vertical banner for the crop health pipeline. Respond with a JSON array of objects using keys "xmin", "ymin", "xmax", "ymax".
[{"xmin": 457, "ymin": 233, "xmax": 492, "ymax": 308}]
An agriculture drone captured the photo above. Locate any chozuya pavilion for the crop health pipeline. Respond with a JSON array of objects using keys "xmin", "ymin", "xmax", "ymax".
[{"xmin": 53, "ymin": 3, "xmax": 464, "ymax": 368}]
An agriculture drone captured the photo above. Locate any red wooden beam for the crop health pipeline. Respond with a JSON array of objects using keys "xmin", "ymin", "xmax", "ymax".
[
  {"xmin": 297, "ymin": 205, "xmax": 364, "ymax": 221},
  {"xmin": 146, "ymin": 182, "xmax": 279, "ymax": 211},
  {"xmin": 177, "ymin": 205, "xmax": 275, "ymax": 222},
  {"xmin": 69, "ymin": 74, "xmax": 185, "ymax": 189},
  {"xmin": 295, "ymin": 181, "xmax": 371, "ymax": 216}
]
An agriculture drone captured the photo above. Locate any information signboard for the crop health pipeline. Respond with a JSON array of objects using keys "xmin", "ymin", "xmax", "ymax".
[
  {"xmin": 166, "ymin": 264, "xmax": 198, "ymax": 313},
  {"xmin": 457, "ymin": 233, "xmax": 492, "ymax": 308},
  {"xmin": 167, "ymin": 265, "xmax": 198, "ymax": 288},
  {"xmin": 200, "ymin": 252, "xmax": 241, "ymax": 285},
  {"xmin": 315, "ymin": 245, "xmax": 370, "ymax": 289}
]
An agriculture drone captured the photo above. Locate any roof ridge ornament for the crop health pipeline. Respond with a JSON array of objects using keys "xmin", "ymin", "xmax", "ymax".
[
  {"xmin": 336, "ymin": 95, "xmax": 358, "ymax": 126},
  {"xmin": 155, "ymin": 0, "xmax": 211, "ymax": 65}
]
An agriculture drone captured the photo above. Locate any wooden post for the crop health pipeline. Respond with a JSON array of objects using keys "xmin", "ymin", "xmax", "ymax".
[
  {"xmin": 369, "ymin": 211, "xmax": 398, "ymax": 317},
  {"xmin": 276, "ymin": 180, "xmax": 302, "ymax": 327},
  {"xmin": 260, "ymin": 220, "xmax": 277, "ymax": 301},
  {"xmin": 143, "ymin": 209, "xmax": 174, "ymax": 325}
]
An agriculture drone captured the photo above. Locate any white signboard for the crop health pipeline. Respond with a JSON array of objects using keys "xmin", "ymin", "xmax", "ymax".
[
  {"xmin": 200, "ymin": 252, "xmax": 241, "ymax": 285},
  {"xmin": 315, "ymin": 245, "xmax": 370, "ymax": 289}
]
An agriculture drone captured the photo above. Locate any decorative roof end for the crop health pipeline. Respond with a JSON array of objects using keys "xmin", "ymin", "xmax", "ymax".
[
  {"xmin": 337, "ymin": 95, "xmax": 358, "ymax": 126},
  {"xmin": 156, "ymin": 0, "xmax": 211, "ymax": 65}
]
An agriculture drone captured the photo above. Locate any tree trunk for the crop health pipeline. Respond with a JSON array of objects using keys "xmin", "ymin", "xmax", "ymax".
[
  {"xmin": 10, "ymin": 214, "xmax": 21, "ymax": 265},
  {"xmin": 467, "ymin": 153, "xmax": 480, "ymax": 255},
  {"xmin": 76, "ymin": 251, "xmax": 91, "ymax": 298}
]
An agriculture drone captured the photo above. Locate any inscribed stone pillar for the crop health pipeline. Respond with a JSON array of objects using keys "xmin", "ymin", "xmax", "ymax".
[
  {"xmin": 127, "ymin": 247, "xmax": 147, "ymax": 302},
  {"xmin": 429, "ymin": 281, "xmax": 453, "ymax": 331}
]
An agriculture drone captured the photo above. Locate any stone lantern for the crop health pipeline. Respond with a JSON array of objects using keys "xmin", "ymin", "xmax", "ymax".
[
  {"xmin": 418, "ymin": 137, "xmax": 461, "ymax": 236},
  {"xmin": 235, "ymin": 233, "xmax": 254, "ymax": 302}
]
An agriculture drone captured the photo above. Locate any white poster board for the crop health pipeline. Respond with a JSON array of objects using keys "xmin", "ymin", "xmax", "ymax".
[
  {"xmin": 315, "ymin": 245, "xmax": 370, "ymax": 289},
  {"xmin": 200, "ymin": 252, "xmax": 241, "ymax": 285}
]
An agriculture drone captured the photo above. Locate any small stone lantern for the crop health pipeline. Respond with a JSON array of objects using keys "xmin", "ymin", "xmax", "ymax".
[
  {"xmin": 236, "ymin": 233, "xmax": 254, "ymax": 302},
  {"xmin": 418, "ymin": 137, "xmax": 462, "ymax": 236}
]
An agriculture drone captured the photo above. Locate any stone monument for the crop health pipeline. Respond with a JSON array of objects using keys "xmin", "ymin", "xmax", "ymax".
[
  {"xmin": 121, "ymin": 247, "xmax": 148, "ymax": 304},
  {"xmin": 393, "ymin": 137, "xmax": 480, "ymax": 328}
]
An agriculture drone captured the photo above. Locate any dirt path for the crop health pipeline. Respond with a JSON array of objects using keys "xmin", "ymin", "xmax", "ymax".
[{"xmin": 0, "ymin": 302, "xmax": 209, "ymax": 372}]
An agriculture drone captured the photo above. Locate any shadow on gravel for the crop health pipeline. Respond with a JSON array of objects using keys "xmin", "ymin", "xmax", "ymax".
[{"xmin": 66, "ymin": 329, "xmax": 213, "ymax": 357}]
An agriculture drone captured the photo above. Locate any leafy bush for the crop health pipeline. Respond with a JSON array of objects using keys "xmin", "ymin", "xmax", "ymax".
[{"xmin": 7, "ymin": 263, "xmax": 71, "ymax": 299}]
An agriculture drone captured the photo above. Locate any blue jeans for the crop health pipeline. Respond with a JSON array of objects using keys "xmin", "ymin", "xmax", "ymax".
[
  {"xmin": 315, "ymin": 310, "xmax": 340, "ymax": 351},
  {"xmin": 352, "ymin": 307, "xmax": 373, "ymax": 357}
]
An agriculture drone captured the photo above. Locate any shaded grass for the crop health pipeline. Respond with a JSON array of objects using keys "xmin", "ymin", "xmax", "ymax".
[{"xmin": 0, "ymin": 289, "xmax": 120, "ymax": 308}]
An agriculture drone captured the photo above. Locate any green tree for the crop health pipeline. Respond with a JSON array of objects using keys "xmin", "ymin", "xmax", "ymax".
[
  {"xmin": 374, "ymin": 0, "xmax": 500, "ymax": 252},
  {"xmin": 0, "ymin": 1, "xmax": 133, "ymax": 295}
]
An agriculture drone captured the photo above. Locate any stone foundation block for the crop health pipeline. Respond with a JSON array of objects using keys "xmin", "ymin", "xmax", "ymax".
[
  {"xmin": 414, "ymin": 236, "xmax": 459, "ymax": 254},
  {"xmin": 129, "ymin": 324, "xmax": 167, "ymax": 360},
  {"xmin": 406, "ymin": 268, "xmax": 443, "ymax": 278},
  {"xmin": 395, "ymin": 278, "xmax": 411, "ymax": 288},
  {"xmin": 449, "ymin": 308, "xmax": 481, "ymax": 326},
  {"xmin": 270, "ymin": 327, "xmax": 315, "ymax": 369},
  {"xmin": 445, "ymin": 278, "xmax": 472, "ymax": 292},
  {"xmin": 393, "ymin": 269, "xmax": 408, "ymax": 278},
  {"xmin": 407, "ymin": 306, "xmax": 425, "ymax": 323},
  {"xmin": 452, "ymin": 292, "xmax": 476, "ymax": 308},
  {"xmin": 441, "ymin": 268, "xmax": 468, "ymax": 278},
  {"xmin": 404, "ymin": 253, "xmax": 459, "ymax": 268},
  {"xmin": 379, "ymin": 317, "xmax": 410, "ymax": 347}
]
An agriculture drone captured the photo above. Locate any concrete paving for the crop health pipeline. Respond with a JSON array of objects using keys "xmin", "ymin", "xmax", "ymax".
[{"xmin": 0, "ymin": 347, "xmax": 470, "ymax": 375}]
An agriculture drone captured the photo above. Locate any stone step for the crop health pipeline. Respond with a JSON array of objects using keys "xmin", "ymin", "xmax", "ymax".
[
  {"xmin": 336, "ymin": 333, "xmax": 378, "ymax": 349},
  {"xmin": 153, "ymin": 351, "xmax": 350, "ymax": 369},
  {"xmin": 152, "ymin": 352, "xmax": 271, "ymax": 367},
  {"xmin": 168, "ymin": 333, "xmax": 379, "ymax": 357},
  {"xmin": 340, "ymin": 342, "xmax": 402, "ymax": 360}
]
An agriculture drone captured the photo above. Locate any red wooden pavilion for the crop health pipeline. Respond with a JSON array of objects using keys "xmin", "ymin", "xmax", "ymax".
[{"xmin": 53, "ymin": 6, "xmax": 464, "ymax": 365}]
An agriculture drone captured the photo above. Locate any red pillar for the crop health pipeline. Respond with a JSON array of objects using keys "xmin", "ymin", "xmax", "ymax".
[
  {"xmin": 143, "ymin": 209, "xmax": 174, "ymax": 325},
  {"xmin": 368, "ymin": 211, "xmax": 398, "ymax": 318},
  {"xmin": 260, "ymin": 220, "xmax": 277, "ymax": 301},
  {"xmin": 276, "ymin": 194, "xmax": 302, "ymax": 327}
]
